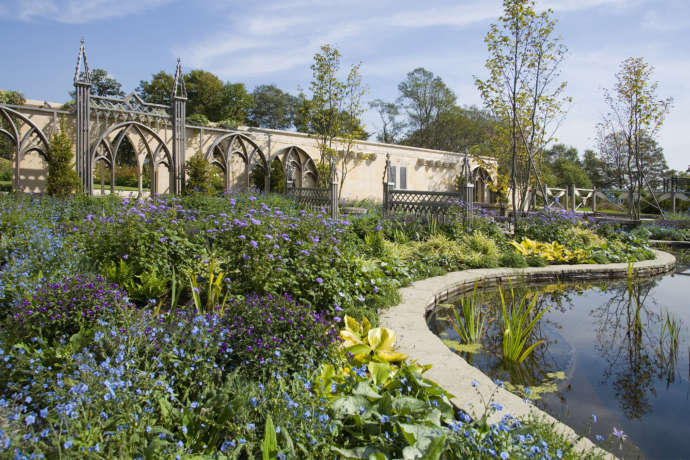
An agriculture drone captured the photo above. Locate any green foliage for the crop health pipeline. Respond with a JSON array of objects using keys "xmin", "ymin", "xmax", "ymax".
[
  {"xmin": 45, "ymin": 129, "xmax": 80, "ymax": 197},
  {"xmin": 476, "ymin": 0, "xmax": 569, "ymax": 216},
  {"xmin": 447, "ymin": 287, "xmax": 488, "ymax": 345},
  {"xmin": 598, "ymin": 57, "xmax": 673, "ymax": 219},
  {"xmin": 186, "ymin": 113, "xmax": 210, "ymax": 126},
  {"xmin": 500, "ymin": 285, "xmax": 551, "ymax": 363},
  {"xmin": 0, "ymin": 158, "xmax": 11, "ymax": 181},
  {"xmin": 0, "ymin": 89, "xmax": 26, "ymax": 105},
  {"xmin": 249, "ymin": 84, "xmax": 297, "ymax": 129},
  {"xmin": 339, "ymin": 315, "xmax": 408, "ymax": 364},
  {"xmin": 185, "ymin": 70, "xmax": 226, "ymax": 122},
  {"xmin": 397, "ymin": 67, "xmax": 456, "ymax": 148},
  {"xmin": 136, "ymin": 70, "xmax": 174, "ymax": 105},
  {"xmin": 219, "ymin": 82, "xmax": 253, "ymax": 124},
  {"xmin": 184, "ymin": 150, "xmax": 214, "ymax": 194},
  {"xmin": 499, "ymin": 249, "xmax": 528, "ymax": 268}
]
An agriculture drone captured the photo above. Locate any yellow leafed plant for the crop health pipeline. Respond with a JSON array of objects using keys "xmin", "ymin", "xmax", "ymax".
[
  {"xmin": 509, "ymin": 238, "xmax": 587, "ymax": 264},
  {"xmin": 339, "ymin": 315, "xmax": 408, "ymax": 364}
]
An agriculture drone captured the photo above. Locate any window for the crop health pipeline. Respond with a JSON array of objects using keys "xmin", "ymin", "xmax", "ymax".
[
  {"xmin": 399, "ymin": 167, "xmax": 407, "ymax": 190},
  {"xmin": 390, "ymin": 166, "xmax": 397, "ymax": 189}
]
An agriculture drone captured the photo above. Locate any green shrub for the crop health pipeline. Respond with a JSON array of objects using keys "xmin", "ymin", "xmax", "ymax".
[
  {"xmin": 500, "ymin": 249, "xmax": 528, "ymax": 268},
  {"xmin": 186, "ymin": 113, "xmax": 210, "ymax": 126},
  {"xmin": 526, "ymin": 254, "xmax": 547, "ymax": 267},
  {"xmin": 184, "ymin": 151, "xmax": 214, "ymax": 194},
  {"xmin": 46, "ymin": 130, "xmax": 81, "ymax": 197},
  {"xmin": 0, "ymin": 158, "xmax": 12, "ymax": 181}
]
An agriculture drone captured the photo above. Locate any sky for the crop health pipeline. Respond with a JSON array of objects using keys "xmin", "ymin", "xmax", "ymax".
[{"xmin": 0, "ymin": 0, "xmax": 688, "ymax": 170}]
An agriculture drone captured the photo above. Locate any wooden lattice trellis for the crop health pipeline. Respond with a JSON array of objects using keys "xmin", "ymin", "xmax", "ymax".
[
  {"xmin": 387, "ymin": 190, "xmax": 465, "ymax": 221},
  {"xmin": 287, "ymin": 186, "xmax": 331, "ymax": 213}
]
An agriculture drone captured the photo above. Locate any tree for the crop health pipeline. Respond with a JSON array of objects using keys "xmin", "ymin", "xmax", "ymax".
[
  {"xmin": 219, "ymin": 82, "xmax": 253, "ymax": 126},
  {"xmin": 582, "ymin": 149, "xmax": 608, "ymax": 189},
  {"xmin": 46, "ymin": 129, "xmax": 80, "ymax": 197},
  {"xmin": 404, "ymin": 105, "xmax": 495, "ymax": 155},
  {"xmin": 475, "ymin": 0, "xmax": 569, "ymax": 224},
  {"xmin": 0, "ymin": 90, "xmax": 25, "ymax": 105},
  {"xmin": 249, "ymin": 85, "xmax": 297, "ymax": 129},
  {"xmin": 304, "ymin": 44, "xmax": 368, "ymax": 197},
  {"xmin": 184, "ymin": 151, "xmax": 214, "ymax": 195},
  {"xmin": 397, "ymin": 68, "xmax": 456, "ymax": 147},
  {"xmin": 184, "ymin": 70, "xmax": 225, "ymax": 122},
  {"xmin": 369, "ymin": 99, "xmax": 404, "ymax": 144},
  {"xmin": 89, "ymin": 69, "xmax": 125, "ymax": 97},
  {"xmin": 541, "ymin": 144, "xmax": 591, "ymax": 188},
  {"xmin": 597, "ymin": 57, "xmax": 673, "ymax": 218},
  {"xmin": 136, "ymin": 71, "xmax": 174, "ymax": 105}
]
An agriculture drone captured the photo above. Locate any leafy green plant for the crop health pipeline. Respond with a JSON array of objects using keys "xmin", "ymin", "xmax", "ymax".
[
  {"xmin": 46, "ymin": 129, "xmax": 81, "ymax": 197},
  {"xmin": 447, "ymin": 286, "xmax": 488, "ymax": 345},
  {"xmin": 339, "ymin": 315, "xmax": 408, "ymax": 364},
  {"xmin": 510, "ymin": 238, "xmax": 588, "ymax": 264},
  {"xmin": 189, "ymin": 259, "xmax": 231, "ymax": 314},
  {"xmin": 499, "ymin": 285, "xmax": 551, "ymax": 363},
  {"xmin": 184, "ymin": 150, "xmax": 214, "ymax": 194}
]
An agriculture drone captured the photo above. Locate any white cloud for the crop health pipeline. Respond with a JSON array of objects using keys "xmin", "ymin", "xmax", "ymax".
[{"xmin": 5, "ymin": 0, "xmax": 172, "ymax": 23}]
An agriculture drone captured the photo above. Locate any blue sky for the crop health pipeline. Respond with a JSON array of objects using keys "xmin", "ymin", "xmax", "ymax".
[{"xmin": 0, "ymin": 0, "xmax": 688, "ymax": 170}]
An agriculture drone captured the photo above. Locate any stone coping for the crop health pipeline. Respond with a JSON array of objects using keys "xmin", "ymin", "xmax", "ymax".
[{"xmin": 379, "ymin": 250, "xmax": 676, "ymax": 458}]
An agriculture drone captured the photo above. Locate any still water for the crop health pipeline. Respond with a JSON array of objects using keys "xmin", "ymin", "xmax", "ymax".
[{"xmin": 428, "ymin": 266, "xmax": 690, "ymax": 459}]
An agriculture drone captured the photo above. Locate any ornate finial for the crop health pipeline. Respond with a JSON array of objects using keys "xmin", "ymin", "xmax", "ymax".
[
  {"xmin": 172, "ymin": 57, "xmax": 187, "ymax": 100},
  {"xmin": 74, "ymin": 39, "xmax": 91, "ymax": 84}
]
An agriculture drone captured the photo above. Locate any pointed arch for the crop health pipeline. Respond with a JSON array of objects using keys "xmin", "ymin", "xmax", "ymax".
[
  {"xmin": 204, "ymin": 133, "xmax": 268, "ymax": 192},
  {"xmin": 273, "ymin": 146, "xmax": 318, "ymax": 189},
  {"xmin": 0, "ymin": 106, "xmax": 51, "ymax": 191},
  {"xmin": 90, "ymin": 121, "xmax": 173, "ymax": 195},
  {"xmin": 472, "ymin": 166, "xmax": 493, "ymax": 204}
]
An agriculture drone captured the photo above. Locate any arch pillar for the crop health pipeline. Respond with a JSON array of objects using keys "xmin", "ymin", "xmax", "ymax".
[
  {"xmin": 171, "ymin": 58, "xmax": 187, "ymax": 195},
  {"xmin": 74, "ymin": 39, "xmax": 92, "ymax": 191}
]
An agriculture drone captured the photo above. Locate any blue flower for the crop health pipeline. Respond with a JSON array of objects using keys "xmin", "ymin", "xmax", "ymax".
[
  {"xmin": 64, "ymin": 439, "xmax": 73, "ymax": 449},
  {"xmin": 25, "ymin": 414, "xmax": 36, "ymax": 425},
  {"xmin": 500, "ymin": 452, "xmax": 509, "ymax": 459},
  {"xmin": 612, "ymin": 427, "xmax": 627, "ymax": 440}
]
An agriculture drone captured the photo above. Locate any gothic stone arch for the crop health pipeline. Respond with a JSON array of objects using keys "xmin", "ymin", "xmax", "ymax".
[
  {"xmin": 0, "ymin": 106, "xmax": 51, "ymax": 192},
  {"xmin": 205, "ymin": 133, "xmax": 268, "ymax": 192},
  {"xmin": 90, "ymin": 121, "xmax": 173, "ymax": 195}
]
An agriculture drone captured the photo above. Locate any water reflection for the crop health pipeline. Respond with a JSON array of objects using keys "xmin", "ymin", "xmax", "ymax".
[{"xmin": 428, "ymin": 270, "xmax": 689, "ymax": 457}]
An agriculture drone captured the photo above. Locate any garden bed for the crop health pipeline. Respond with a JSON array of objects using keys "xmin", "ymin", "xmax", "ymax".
[{"xmin": 0, "ymin": 193, "xmax": 656, "ymax": 458}]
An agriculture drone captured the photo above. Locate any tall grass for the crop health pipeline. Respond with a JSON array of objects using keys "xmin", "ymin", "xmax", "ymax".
[
  {"xmin": 447, "ymin": 285, "xmax": 487, "ymax": 344},
  {"xmin": 500, "ymin": 284, "xmax": 551, "ymax": 363}
]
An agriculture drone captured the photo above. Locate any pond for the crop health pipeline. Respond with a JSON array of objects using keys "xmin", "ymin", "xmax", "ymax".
[{"xmin": 427, "ymin": 263, "xmax": 690, "ymax": 459}]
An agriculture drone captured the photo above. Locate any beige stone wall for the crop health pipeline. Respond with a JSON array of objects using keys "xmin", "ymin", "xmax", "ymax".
[
  {"xmin": 186, "ymin": 125, "xmax": 496, "ymax": 202},
  {"xmin": 7, "ymin": 101, "xmax": 496, "ymax": 200}
]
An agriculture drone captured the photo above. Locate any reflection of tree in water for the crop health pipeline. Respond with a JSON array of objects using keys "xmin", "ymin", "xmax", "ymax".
[{"xmin": 591, "ymin": 276, "xmax": 682, "ymax": 419}]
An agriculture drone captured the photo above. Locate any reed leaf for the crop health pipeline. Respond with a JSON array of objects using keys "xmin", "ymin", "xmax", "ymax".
[
  {"xmin": 447, "ymin": 285, "xmax": 487, "ymax": 344},
  {"xmin": 500, "ymin": 284, "xmax": 550, "ymax": 363}
]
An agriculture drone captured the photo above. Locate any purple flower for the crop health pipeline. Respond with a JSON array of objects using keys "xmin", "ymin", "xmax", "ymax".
[
  {"xmin": 250, "ymin": 240, "xmax": 258, "ymax": 248},
  {"xmin": 316, "ymin": 277, "xmax": 324, "ymax": 284},
  {"xmin": 122, "ymin": 254, "xmax": 128, "ymax": 260},
  {"xmin": 612, "ymin": 427, "xmax": 627, "ymax": 441}
]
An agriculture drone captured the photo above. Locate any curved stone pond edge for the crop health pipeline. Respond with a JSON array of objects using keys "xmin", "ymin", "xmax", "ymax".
[{"xmin": 379, "ymin": 250, "xmax": 676, "ymax": 459}]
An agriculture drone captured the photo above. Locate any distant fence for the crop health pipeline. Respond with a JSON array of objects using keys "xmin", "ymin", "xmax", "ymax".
[
  {"xmin": 383, "ymin": 189, "xmax": 465, "ymax": 222},
  {"xmin": 286, "ymin": 183, "xmax": 338, "ymax": 218}
]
